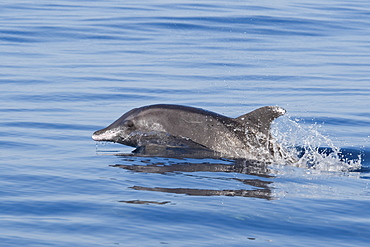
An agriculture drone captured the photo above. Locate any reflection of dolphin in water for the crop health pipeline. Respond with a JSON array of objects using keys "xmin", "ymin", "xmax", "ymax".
[
  {"xmin": 92, "ymin": 104, "xmax": 292, "ymax": 162},
  {"xmin": 130, "ymin": 186, "xmax": 271, "ymax": 199},
  {"xmin": 112, "ymin": 159, "xmax": 271, "ymax": 177},
  {"xmin": 113, "ymin": 159, "xmax": 274, "ymax": 200}
]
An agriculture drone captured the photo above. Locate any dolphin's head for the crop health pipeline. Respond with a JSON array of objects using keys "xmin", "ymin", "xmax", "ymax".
[
  {"xmin": 92, "ymin": 106, "xmax": 167, "ymax": 147},
  {"xmin": 92, "ymin": 108, "xmax": 143, "ymax": 147}
]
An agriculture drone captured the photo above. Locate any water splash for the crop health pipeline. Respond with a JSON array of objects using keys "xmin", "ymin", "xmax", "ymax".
[{"xmin": 271, "ymin": 115, "xmax": 362, "ymax": 172}]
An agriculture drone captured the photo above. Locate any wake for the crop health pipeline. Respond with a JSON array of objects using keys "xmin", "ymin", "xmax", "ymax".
[{"xmin": 271, "ymin": 115, "xmax": 362, "ymax": 172}]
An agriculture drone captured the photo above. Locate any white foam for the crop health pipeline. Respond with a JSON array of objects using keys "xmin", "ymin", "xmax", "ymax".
[{"xmin": 271, "ymin": 115, "xmax": 362, "ymax": 172}]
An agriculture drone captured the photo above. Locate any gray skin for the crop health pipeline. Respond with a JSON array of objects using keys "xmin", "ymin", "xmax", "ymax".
[{"xmin": 92, "ymin": 104, "xmax": 291, "ymax": 162}]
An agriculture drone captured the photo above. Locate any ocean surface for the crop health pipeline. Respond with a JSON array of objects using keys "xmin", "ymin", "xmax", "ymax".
[{"xmin": 1, "ymin": 0, "xmax": 370, "ymax": 246}]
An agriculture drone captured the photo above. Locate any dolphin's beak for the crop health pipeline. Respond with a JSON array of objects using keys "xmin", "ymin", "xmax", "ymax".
[
  {"xmin": 92, "ymin": 129, "xmax": 115, "ymax": 142},
  {"xmin": 92, "ymin": 132, "xmax": 102, "ymax": 141}
]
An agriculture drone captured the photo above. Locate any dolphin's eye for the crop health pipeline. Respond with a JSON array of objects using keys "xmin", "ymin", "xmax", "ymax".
[{"xmin": 125, "ymin": 120, "xmax": 134, "ymax": 128}]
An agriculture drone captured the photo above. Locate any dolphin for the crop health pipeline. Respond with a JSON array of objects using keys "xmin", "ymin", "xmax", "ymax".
[{"xmin": 92, "ymin": 104, "xmax": 291, "ymax": 162}]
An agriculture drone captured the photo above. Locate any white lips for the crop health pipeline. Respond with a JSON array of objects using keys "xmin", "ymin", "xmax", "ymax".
[
  {"xmin": 92, "ymin": 130, "xmax": 116, "ymax": 141},
  {"xmin": 92, "ymin": 133, "xmax": 102, "ymax": 141}
]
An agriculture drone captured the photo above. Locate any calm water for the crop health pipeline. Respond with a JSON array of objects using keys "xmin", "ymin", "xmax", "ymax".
[{"xmin": 1, "ymin": 0, "xmax": 370, "ymax": 246}]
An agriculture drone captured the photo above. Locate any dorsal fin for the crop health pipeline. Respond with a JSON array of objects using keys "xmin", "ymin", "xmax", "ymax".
[{"xmin": 234, "ymin": 106, "xmax": 286, "ymax": 135}]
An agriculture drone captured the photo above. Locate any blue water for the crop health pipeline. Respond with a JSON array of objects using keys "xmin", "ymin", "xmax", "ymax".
[{"xmin": 1, "ymin": 0, "xmax": 370, "ymax": 246}]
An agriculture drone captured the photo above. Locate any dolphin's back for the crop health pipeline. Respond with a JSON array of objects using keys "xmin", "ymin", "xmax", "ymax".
[{"xmin": 139, "ymin": 104, "xmax": 230, "ymax": 122}]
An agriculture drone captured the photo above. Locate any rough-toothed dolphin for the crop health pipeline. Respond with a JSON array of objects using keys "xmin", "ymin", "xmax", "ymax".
[{"xmin": 92, "ymin": 104, "xmax": 290, "ymax": 162}]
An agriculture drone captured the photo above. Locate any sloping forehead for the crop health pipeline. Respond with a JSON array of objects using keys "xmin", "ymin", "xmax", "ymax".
[
  {"xmin": 120, "ymin": 107, "xmax": 140, "ymax": 119},
  {"xmin": 105, "ymin": 107, "xmax": 140, "ymax": 129}
]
